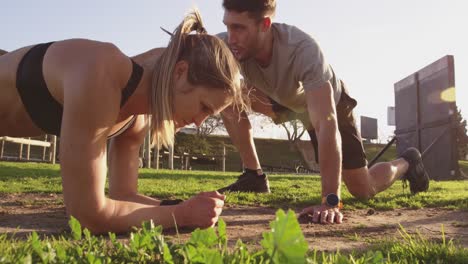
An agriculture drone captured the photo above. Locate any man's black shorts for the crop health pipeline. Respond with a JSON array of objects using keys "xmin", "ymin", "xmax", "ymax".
[{"xmin": 269, "ymin": 81, "xmax": 367, "ymax": 170}]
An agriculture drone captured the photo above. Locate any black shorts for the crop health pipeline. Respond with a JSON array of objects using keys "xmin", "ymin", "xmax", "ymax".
[{"xmin": 270, "ymin": 81, "xmax": 367, "ymax": 170}]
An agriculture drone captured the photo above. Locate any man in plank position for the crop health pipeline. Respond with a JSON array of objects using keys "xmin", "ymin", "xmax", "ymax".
[{"xmin": 216, "ymin": 0, "xmax": 429, "ymax": 224}]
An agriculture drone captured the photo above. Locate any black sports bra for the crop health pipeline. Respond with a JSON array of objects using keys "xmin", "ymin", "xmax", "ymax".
[{"xmin": 16, "ymin": 42, "xmax": 143, "ymax": 137}]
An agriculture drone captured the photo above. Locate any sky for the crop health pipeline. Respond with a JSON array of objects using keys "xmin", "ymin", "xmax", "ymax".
[{"xmin": 2, "ymin": 0, "xmax": 467, "ymax": 141}]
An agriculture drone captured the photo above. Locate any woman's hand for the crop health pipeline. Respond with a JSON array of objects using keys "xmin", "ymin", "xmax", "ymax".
[{"xmin": 175, "ymin": 191, "xmax": 225, "ymax": 228}]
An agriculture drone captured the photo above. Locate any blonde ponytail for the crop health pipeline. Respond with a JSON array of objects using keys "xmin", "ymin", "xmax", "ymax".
[
  {"xmin": 150, "ymin": 9, "xmax": 204, "ymax": 148},
  {"xmin": 150, "ymin": 8, "xmax": 248, "ymax": 148}
]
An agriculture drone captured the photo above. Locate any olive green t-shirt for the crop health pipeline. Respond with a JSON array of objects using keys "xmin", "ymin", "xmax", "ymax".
[{"xmin": 218, "ymin": 23, "xmax": 342, "ymax": 114}]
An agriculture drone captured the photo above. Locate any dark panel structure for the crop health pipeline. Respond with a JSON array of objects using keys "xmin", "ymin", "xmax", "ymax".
[
  {"xmin": 360, "ymin": 116, "xmax": 378, "ymax": 140},
  {"xmin": 394, "ymin": 55, "xmax": 459, "ymax": 180},
  {"xmin": 387, "ymin": 106, "xmax": 395, "ymax": 126}
]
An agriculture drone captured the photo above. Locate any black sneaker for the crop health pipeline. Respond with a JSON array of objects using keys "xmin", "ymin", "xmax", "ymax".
[
  {"xmin": 401, "ymin": 147, "xmax": 430, "ymax": 194},
  {"xmin": 218, "ymin": 169, "xmax": 271, "ymax": 193}
]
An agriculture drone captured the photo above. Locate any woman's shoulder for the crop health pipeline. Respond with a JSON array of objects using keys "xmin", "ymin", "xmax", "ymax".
[
  {"xmin": 52, "ymin": 38, "xmax": 128, "ymax": 66},
  {"xmin": 49, "ymin": 39, "xmax": 133, "ymax": 87}
]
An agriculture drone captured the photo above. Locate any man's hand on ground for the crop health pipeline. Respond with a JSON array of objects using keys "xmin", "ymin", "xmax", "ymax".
[{"xmin": 299, "ymin": 204, "xmax": 343, "ymax": 224}]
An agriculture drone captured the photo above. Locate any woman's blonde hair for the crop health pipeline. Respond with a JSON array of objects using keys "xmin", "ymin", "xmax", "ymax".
[{"xmin": 150, "ymin": 9, "xmax": 248, "ymax": 148}]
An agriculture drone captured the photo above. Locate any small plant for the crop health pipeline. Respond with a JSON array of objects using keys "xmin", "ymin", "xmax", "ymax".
[
  {"xmin": 260, "ymin": 209, "xmax": 308, "ymax": 263},
  {"xmin": 1, "ymin": 211, "xmax": 467, "ymax": 263}
]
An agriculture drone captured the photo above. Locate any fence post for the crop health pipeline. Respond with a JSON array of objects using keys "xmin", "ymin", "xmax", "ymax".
[
  {"xmin": 222, "ymin": 145, "xmax": 226, "ymax": 172},
  {"xmin": 185, "ymin": 155, "xmax": 190, "ymax": 170},
  {"xmin": 42, "ymin": 135, "xmax": 48, "ymax": 161},
  {"xmin": 153, "ymin": 140, "xmax": 160, "ymax": 169},
  {"xmin": 19, "ymin": 143, "xmax": 23, "ymax": 160},
  {"xmin": 168, "ymin": 145, "xmax": 174, "ymax": 170},
  {"xmin": 0, "ymin": 139, "xmax": 4, "ymax": 158},
  {"xmin": 26, "ymin": 138, "xmax": 31, "ymax": 160},
  {"xmin": 51, "ymin": 136, "xmax": 57, "ymax": 164},
  {"xmin": 145, "ymin": 131, "xmax": 151, "ymax": 168}
]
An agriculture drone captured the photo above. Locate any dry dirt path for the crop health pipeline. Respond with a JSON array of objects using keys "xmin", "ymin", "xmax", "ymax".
[{"xmin": 1, "ymin": 193, "xmax": 467, "ymax": 252}]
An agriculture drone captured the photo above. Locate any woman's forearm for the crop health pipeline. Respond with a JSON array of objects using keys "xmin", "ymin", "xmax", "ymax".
[
  {"xmin": 77, "ymin": 190, "xmax": 224, "ymax": 234},
  {"xmin": 86, "ymin": 198, "xmax": 182, "ymax": 234},
  {"xmin": 110, "ymin": 192, "xmax": 163, "ymax": 206}
]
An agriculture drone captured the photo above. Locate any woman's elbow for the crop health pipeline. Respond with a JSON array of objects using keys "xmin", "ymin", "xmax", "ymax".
[{"xmin": 65, "ymin": 203, "xmax": 115, "ymax": 234}]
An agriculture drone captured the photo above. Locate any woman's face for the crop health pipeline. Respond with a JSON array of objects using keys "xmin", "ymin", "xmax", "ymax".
[{"xmin": 172, "ymin": 61, "xmax": 233, "ymax": 129}]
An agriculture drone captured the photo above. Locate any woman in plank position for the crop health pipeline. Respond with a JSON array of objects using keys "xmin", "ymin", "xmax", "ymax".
[{"xmin": 0, "ymin": 10, "xmax": 247, "ymax": 234}]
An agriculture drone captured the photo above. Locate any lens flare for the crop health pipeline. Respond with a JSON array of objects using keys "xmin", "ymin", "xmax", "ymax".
[{"xmin": 440, "ymin": 87, "xmax": 456, "ymax": 102}]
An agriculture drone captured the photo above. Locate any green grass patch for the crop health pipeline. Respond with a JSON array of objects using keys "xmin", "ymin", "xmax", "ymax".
[
  {"xmin": 460, "ymin": 160, "xmax": 468, "ymax": 176},
  {"xmin": 364, "ymin": 143, "xmax": 398, "ymax": 162},
  {"xmin": 1, "ymin": 161, "xmax": 468, "ymax": 262},
  {"xmin": 1, "ymin": 161, "xmax": 468, "ymax": 210},
  {"xmin": 1, "ymin": 210, "xmax": 467, "ymax": 263}
]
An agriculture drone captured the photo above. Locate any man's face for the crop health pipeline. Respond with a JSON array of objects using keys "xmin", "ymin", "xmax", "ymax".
[{"xmin": 223, "ymin": 10, "xmax": 264, "ymax": 61}]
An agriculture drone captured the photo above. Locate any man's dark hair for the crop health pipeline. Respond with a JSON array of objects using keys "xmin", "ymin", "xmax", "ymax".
[{"xmin": 223, "ymin": 0, "xmax": 276, "ymax": 20}]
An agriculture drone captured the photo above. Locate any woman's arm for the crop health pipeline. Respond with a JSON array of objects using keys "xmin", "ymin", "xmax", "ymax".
[{"xmin": 107, "ymin": 114, "xmax": 163, "ymax": 205}]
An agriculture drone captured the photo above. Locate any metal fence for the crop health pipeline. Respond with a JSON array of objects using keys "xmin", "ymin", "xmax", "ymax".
[{"xmin": 394, "ymin": 55, "xmax": 460, "ymax": 180}]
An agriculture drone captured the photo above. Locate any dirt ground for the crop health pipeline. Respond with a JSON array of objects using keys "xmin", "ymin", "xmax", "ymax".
[{"xmin": 1, "ymin": 193, "xmax": 467, "ymax": 252}]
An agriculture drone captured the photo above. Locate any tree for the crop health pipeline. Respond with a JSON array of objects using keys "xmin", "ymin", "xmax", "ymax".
[
  {"xmin": 279, "ymin": 119, "xmax": 307, "ymax": 144},
  {"xmin": 0, "ymin": 49, "xmax": 7, "ymax": 56},
  {"xmin": 275, "ymin": 117, "xmax": 319, "ymax": 171},
  {"xmin": 175, "ymin": 133, "xmax": 212, "ymax": 156},
  {"xmin": 455, "ymin": 106, "xmax": 468, "ymax": 159},
  {"xmin": 273, "ymin": 110, "xmax": 311, "ymax": 147},
  {"xmin": 196, "ymin": 115, "xmax": 225, "ymax": 137}
]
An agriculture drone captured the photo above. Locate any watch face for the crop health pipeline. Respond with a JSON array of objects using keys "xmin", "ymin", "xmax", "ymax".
[{"xmin": 326, "ymin": 193, "xmax": 339, "ymax": 207}]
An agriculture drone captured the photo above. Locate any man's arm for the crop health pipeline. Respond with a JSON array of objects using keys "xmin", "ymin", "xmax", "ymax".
[
  {"xmin": 300, "ymin": 80, "xmax": 343, "ymax": 224},
  {"xmin": 221, "ymin": 105, "xmax": 261, "ymax": 170},
  {"xmin": 306, "ymin": 81, "xmax": 342, "ymax": 198}
]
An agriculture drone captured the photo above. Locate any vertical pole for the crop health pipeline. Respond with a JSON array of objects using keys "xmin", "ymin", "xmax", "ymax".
[
  {"xmin": 168, "ymin": 145, "xmax": 174, "ymax": 170},
  {"xmin": 185, "ymin": 155, "xmax": 190, "ymax": 170},
  {"xmin": 181, "ymin": 153, "xmax": 184, "ymax": 169},
  {"xmin": 154, "ymin": 140, "xmax": 160, "ymax": 169},
  {"xmin": 19, "ymin": 143, "xmax": 23, "ymax": 160},
  {"xmin": 138, "ymin": 138, "xmax": 144, "ymax": 168},
  {"xmin": 42, "ymin": 135, "xmax": 48, "ymax": 161},
  {"xmin": 415, "ymin": 73, "xmax": 421, "ymax": 151},
  {"xmin": 0, "ymin": 139, "xmax": 4, "ymax": 158},
  {"xmin": 145, "ymin": 131, "xmax": 151, "ymax": 168},
  {"xmin": 26, "ymin": 138, "xmax": 31, "ymax": 160},
  {"xmin": 51, "ymin": 136, "xmax": 57, "ymax": 164},
  {"xmin": 222, "ymin": 145, "xmax": 226, "ymax": 172}
]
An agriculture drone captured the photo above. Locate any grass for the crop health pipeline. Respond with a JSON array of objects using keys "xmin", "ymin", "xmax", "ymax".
[
  {"xmin": 364, "ymin": 143, "xmax": 398, "ymax": 163},
  {"xmin": 0, "ymin": 214, "xmax": 467, "ymax": 263},
  {"xmin": 1, "ymin": 161, "xmax": 468, "ymax": 211},
  {"xmin": 1, "ymin": 161, "xmax": 468, "ymax": 263},
  {"xmin": 460, "ymin": 160, "xmax": 468, "ymax": 176}
]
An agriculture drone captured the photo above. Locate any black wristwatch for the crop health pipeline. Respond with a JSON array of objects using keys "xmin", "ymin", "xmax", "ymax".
[
  {"xmin": 322, "ymin": 193, "xmax": 342, "ymax": 208},
  {"xmin": 160, "ymin": 199, "xmax": 184, "ymax": 206}
]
